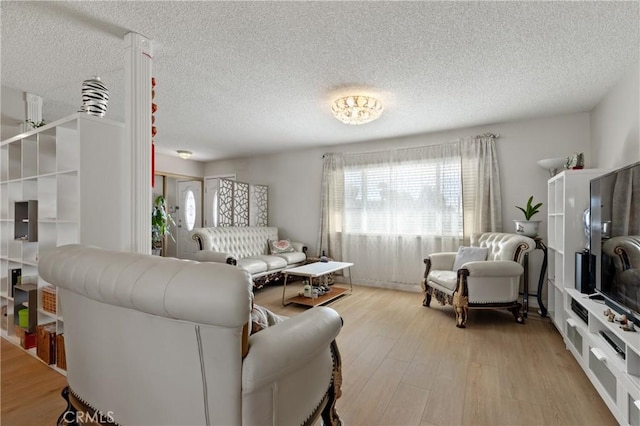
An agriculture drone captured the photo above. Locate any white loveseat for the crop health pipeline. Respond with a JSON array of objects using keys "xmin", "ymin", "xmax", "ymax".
[
  {"xmin": 191, "ymin": 226, "xmax": 307, "ymax": 289},
  {"xmin": 38, "ymin": 244, "xmax": 343, "ymax": 426}
]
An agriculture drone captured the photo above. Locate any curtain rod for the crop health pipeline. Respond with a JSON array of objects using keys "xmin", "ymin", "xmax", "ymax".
[
  {"xmin": 322, "ymin": 132, "xmax": 500, "ymax": 158},
  {"xmin": 475, "ymin": 132, "xmax": 500, "ymax": 139}
]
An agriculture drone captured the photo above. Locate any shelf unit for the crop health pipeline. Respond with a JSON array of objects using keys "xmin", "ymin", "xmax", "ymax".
[
  {"xmin": 544, "ymin": 168, "xmax": 640, "ymax": 423},
  {"xmin": 546, "ymin": 169, "xmax": 607, "ymax": 334},
  {"xmin": 0, "ymin": 113, "xmax": 127, "ymax": 373},
  {"xmin": 564, "ymin": 289, "xmax": 640, "ymax": 425}
]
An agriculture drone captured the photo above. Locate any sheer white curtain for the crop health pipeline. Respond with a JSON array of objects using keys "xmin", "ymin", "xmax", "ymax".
[
  {"xmin": 318, "ymin": 136, "xmax": 502, "ymax": 288},
  {"xmin": 318, "ymin": 144, "xmax": 462, "ymax": 287}
]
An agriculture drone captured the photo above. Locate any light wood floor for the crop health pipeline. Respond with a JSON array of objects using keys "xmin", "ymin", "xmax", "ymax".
[
  {"xmin": 267, "ymin": 283, "xmax": 616, "ymax": 426},
  {"xmin": 1, "ymin": 337, "xmax": 67, "ymax": 425},
  {"xmin": 0, "ymin": 283, "xmax": 616, "ymax": 426}
]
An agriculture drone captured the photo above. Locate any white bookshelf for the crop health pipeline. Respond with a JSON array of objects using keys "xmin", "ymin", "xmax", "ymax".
[
  {"xmin": 0, "ymin": 113, "xmax": 127, "ymax": 372},
  {"xmin": 546, "ymin": 169, "xmax": 607, "ymax": 334}
]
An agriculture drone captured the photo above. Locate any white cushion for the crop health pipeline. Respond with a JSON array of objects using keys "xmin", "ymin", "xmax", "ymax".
[
  {"xmin": 237, "ymin": 258, "xmax": 269, "ymax": 274},
  {"xmin": 273, "ymin": 251, "xmax": 306, "ymax": 264},
  {"xmin": 427, "ymin": 270, "xmax": 458, "ymax": 292},
  {"xmin": 452, "ymin": 246, "xmax": 488, "ymax": 271},
  {"xmin": 248, "ymin": 255, "xmax": 288, "ymax": 270}
]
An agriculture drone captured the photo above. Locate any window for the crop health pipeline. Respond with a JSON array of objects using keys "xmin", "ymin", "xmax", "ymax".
[
  {"xmin": 343, "ymin": 157, "xmax": 462, "ymax": 237},
  {"xmin": 184, "ymin": 189, "xmax": 196, "ymax": 231}
]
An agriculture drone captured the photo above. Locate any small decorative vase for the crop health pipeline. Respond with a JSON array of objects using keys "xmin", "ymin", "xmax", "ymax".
[
  {"xmin": 80, "ymin": 76, "xmax": 109, "ymax": 117},
  {"xmin": 514, "ymin": 220, "xmax": 541, "ymax": 237}
]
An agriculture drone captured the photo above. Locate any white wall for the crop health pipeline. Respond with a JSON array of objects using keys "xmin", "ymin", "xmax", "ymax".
[
  {"xmin": 155, "ymin": 152, "xmax": 204, "ymax": 178},
  {"xmin": 590, "ymin": 62, "xmax": 640, "ymax": 169},
  {"xmin": 204, "ymin": 112, "xmax": 591, "ymax": 254}
]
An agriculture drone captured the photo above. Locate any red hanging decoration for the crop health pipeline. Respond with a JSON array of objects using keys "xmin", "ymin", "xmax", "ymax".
[{"xmin": 151, "ymin": 77, "xmax": 157, "ymax": 187}]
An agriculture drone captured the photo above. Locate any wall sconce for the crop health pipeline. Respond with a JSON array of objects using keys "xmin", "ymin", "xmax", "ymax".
[
  {"xmin": 177, "ymin": 150, "xmax": 192, "ymax": 160},
  {"xmin": 537, "ymin": 157, "xmax": 565, "ymax": 177}
]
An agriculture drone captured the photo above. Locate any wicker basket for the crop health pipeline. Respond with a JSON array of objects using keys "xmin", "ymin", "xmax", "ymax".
[{"xmin": 42, "ymin": 286, "xmax": 57, "ymax": 314}]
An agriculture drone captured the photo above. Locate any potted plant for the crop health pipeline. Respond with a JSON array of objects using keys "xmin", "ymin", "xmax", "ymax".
[
  {"xmin": 514, "ymin": 196, "xmax": 543, "ymax": 237},
  {"xmin": 151, "ymin": 195, "xmax": 176, "ymax": 255}
]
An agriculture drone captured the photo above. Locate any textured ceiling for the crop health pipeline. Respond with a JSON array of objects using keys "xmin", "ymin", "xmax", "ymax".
[{"xmin": 1, "ymin": 1, "xmax": 638, "ymax": 162}]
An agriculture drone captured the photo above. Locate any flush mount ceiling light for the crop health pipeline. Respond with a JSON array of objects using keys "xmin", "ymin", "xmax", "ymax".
[
  {"xmin": 331, "ymin": 95, "xmax": 383, "ymax": 125},
  {"xmin": 177, "ymin": 150, "xmax": 192, "ymax": 159}
]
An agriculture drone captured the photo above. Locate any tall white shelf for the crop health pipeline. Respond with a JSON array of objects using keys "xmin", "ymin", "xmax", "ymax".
[
  {"xmin": 547, "ymin": 169, "xmax": 640, "ymax": 425},
  {"xmin": 547, "ymin": 169, "xmax": 606, "ymax": 332},
  {"xmin": 0, "ymin": 113, "xmax": 127, "ymax": 373}
]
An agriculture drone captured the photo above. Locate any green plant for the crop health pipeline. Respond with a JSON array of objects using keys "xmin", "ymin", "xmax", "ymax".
[
  {"xmin": 516, "ymin": 196, "xmax": 543, "ymax": 220},
  {"xmin": 152, "ymin": 195, "xmax": 176, "ymax": 248}
]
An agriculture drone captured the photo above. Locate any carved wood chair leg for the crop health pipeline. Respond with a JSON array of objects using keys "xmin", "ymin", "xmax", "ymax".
[
  {"xmin": 321, "ymin": 340, "xmax": 343, "ymax": 426},
  {"xmin": 423, "ymin": 291, "xmax": 432, "ymax": 307},
  {"xmin": 455, "ymin": 305, "xmax": 467, "ymax": 328},
  {"xmin": 57, "ymin": 386, "xmax": 78, "ymax": 426},
  {"xmin": 509, "ymin": 304, "xmax": 525, "ymax": 324}
]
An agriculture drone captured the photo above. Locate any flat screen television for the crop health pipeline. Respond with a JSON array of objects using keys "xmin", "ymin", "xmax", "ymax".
[{"xmin": 589, "ymin": 161, "xmax": 640, "ymax": 327}]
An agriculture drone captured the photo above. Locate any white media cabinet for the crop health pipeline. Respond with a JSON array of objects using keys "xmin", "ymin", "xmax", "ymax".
[
  {"xmin": 565, "ymin": 289, "xmax": 639, "ymax": 425},
  {"xmin": 547, "ymin": 169, "xmax": 639, "ymax": 425}
]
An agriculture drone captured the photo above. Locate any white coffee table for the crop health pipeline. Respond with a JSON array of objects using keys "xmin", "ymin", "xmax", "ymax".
[{"xmin": 281, "ymin": 261, "xmax": 354, "ymax": 307}]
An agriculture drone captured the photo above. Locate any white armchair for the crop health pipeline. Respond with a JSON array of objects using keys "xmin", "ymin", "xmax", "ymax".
[
  {"xmin": 422, "ymin": 232, "xmax": 535, "ymax": 328},
  {"xmin": 38, "ymin": 244, "xmax": 343, "ymax": 426}
]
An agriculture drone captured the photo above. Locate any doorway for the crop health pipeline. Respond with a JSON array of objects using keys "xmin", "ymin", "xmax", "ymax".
[
  {"xmin": 154, "ymin": 173, "xmax": 203, "ymax": 259},
  {"xmin": 176, "ymin": 179, "xmax": 202, "ymax": 259}
]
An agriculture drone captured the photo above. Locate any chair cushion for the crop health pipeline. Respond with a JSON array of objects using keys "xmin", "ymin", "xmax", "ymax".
[
  {"xmin": 269, "ymin": 239, "xmax": 295, "ymax": 254},
  {"xmin": 249, "ymin": 255, "xmax": 288, "ymax": 270},
  {"xmin": 453, "ymin": 246, "xmax": 488, "ymax": 270},
  {"xmin": 428, "ymin": 270, "xmax": 458, "ymax": 292},
  {"xmin": 238, "ymin": 258, "xmax": 269, "ymax": 274},
  {"xmin": 273, "ymin": 251, "xmax": 306, "ymax": 265}
]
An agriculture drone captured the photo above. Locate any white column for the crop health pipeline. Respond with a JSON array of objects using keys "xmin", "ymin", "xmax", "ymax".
[
  {"xmin": 25, "ymin": 93, "xmax": 43, "ymax": 123},
  {"xmin": 124, "ymin": 32, "xmax": 153, "ymax": 254}
]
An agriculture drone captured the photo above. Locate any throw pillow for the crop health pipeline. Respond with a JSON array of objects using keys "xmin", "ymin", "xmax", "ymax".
[
  {"xmin": 452, "ymin": 246, "xmax": 488, "ymax": 271},
  {"xmin": 269, "ymin": 239, "xmax": 295, "ymax": 254},
  {"xmin": 251, "ymin": 304, "xmax": 286, "ymax": 334}
]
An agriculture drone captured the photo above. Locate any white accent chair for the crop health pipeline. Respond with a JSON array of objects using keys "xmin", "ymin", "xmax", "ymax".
[
  {"xmin": 422, "ymin": 232, "xmax": 535, "ymax": 328},
  {"xmin": 39, "ymin": 244, "xmax": 343, "ymax": 426}
]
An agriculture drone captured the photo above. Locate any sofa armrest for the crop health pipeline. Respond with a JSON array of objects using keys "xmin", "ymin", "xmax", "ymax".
[
  {"xmin": 426, "ymin": 252, "xmax": 456, "ymax": 271},
  {"xmin": 290, "ymin": 242, "xmax": 307, "ymax": 253},
  {"xmin": 242, "ymin": 307, "xmax": 342, "ymax": 392},
  {"xmin": 193, "ymin": 250, "xmax": 238, "ymax": 265},
  {"xmin": 461, "ymin": 260, "xmax": 523, "ymax": 277}
]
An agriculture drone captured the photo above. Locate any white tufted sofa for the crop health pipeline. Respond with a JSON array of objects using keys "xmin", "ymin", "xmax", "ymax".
[
  {"xmin": 190, "ymin": 227, "xmax": 307, "ymax": 290},
  {"xmin": 38, "ymin": 244, "xmax": 343, "ymax": 426},
  {"xmin": 422, "ymin": 232, "xmax": 535, "ymax": 327}
]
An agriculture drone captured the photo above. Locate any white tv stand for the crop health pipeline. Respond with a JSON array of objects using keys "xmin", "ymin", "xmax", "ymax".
[{"xmin": 564, "ymin": 288, "xmax": 640, "ymax": 425}]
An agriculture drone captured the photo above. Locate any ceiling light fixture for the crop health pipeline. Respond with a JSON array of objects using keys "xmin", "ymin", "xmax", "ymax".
[
  {"xmin": 177, "ymin": 150, "xmax": 192, "ymax": 160},
  {"xmin": 331, "ymin": 95, "xmax": 383, "ymax": 125}
]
